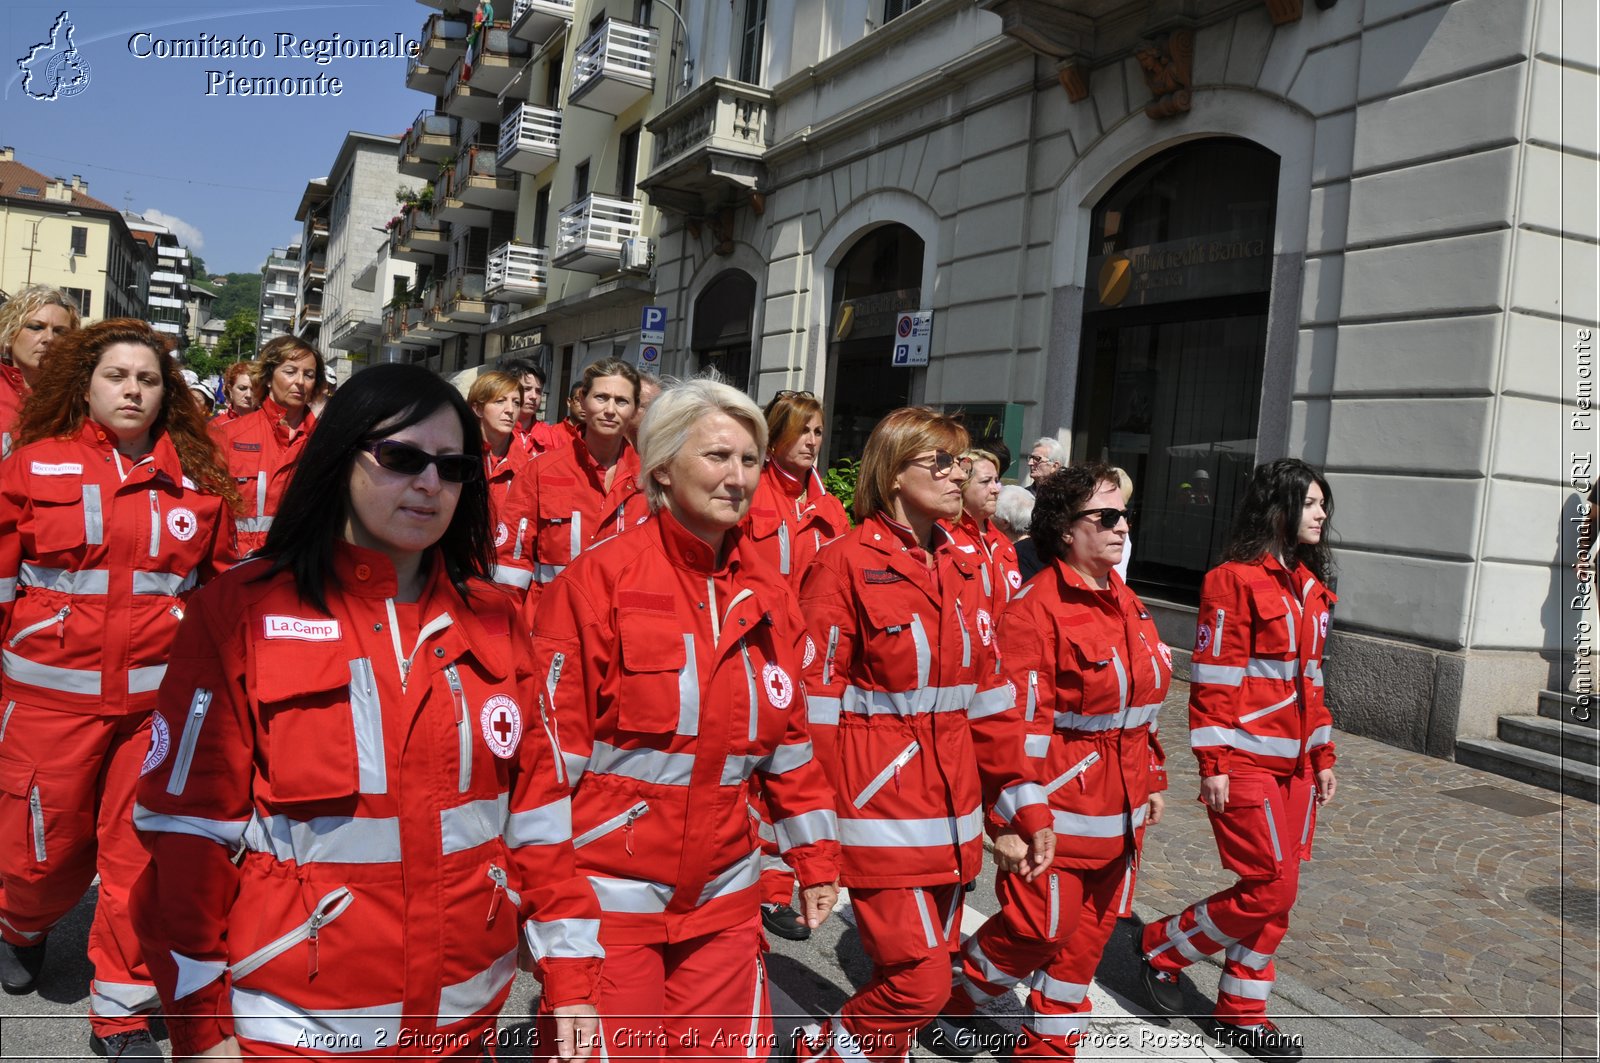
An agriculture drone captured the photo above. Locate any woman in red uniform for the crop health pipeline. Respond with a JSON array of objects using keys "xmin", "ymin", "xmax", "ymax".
[
  {"xmin": 135, "ymin": 363, "xmax": 602, "ymax": 1060},
  {"xmin": 1137, "ymin": 458, "xmax": 1338, "ymax": 1063},
  {"xmin": 795, "ymin": 407, "xmax": 1053, "ymax": 1063},
  {"xmin": 950, "ymin": 448, "xmax": 1022, "ymax": 614},
  {"xmin": 469, "ymin": 370, "xmax": 535, "ymax": 596},
  {"xmin": 210, "ymin": 336, "xmax": 324, "ymax": 555},
  {"xmin": 529, "ymin": 375, "xmax": 839, "ymax": 1061},
  {"xmin": 937, "ymin": 462, "xmax": 1169, "ymax": 1060},
  {"xmin": 0, "ymin": 285, "xmax": 81, "ymax": 458},
  {"xmin": 500, "ymin": 358, "xmax": 642, "ymax": 602},
  {"xmin": 211, "ymin": 361, "xmax": 261, "ymax": 426},
  {"xmin": 741, "ymin": 390, "xmax": 849, "ymax": 940},
  {"xmin": 0, "ymin": 319, "xmax": 238, "ymax": 1059}
]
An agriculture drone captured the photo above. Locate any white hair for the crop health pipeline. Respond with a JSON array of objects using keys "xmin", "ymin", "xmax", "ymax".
[
  {"xmin": 637, "ymin": 373, "xmax": 767, "ymax": 512},
  {"xmin": 993, "ymin": 485, "xmax": 1035, "ymax": 537},
  {"xmin": 1031, "ymin": 436, "xmax": 1068, "ymax": 464}
]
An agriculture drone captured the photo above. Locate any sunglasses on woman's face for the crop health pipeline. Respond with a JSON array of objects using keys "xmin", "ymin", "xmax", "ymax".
[
  {"xmin": 906, "ymin": 450, "xmax": 972, "ymax": 477},
  {"xmin": 364, "ymin": 440, "xmax": 482, "ymax": 483},
  {"xmin": 1072, "ymin": 507, "xmax": 1131, "ymax": 529}
]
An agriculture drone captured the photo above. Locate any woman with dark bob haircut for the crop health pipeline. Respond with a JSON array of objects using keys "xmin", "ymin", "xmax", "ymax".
[
  {"xmin": 937, "ymin": 461, "xmax": 1169, "ymax": 1061},
  {"xmin": 1138, "ymin": 458, "xmax": 1337, "ymax": 1063},
  {"xmin": 136, "ymin": 364, "xmax": 604, "ymax": 1060}
]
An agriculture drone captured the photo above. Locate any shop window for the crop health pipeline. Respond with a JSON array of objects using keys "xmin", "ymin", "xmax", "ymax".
[{"xmin": 693, "ymin": 270, "xmax": 756, "ymax": 394}]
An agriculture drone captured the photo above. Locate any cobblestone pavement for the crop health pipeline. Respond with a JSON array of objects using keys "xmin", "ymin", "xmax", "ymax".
[{"xmin": 1137, "ymin": 681, "xmax": 1600, "ymax": 1062}]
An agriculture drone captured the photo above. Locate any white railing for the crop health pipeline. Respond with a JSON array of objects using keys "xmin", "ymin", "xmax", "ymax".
[
  {"xmin": 498, "ymin": 105, "xmax": 562, "ymax": 166},
  {"xmin": 514, "ymin": 0, "xmax": 575, "ymax": 22},
  {"xmin": 572, "ymin": 21, "xmax": 655, "ymax": 95},
  {"xmin": 557, "ymin": 194, "xmax": 642, "ymax": 260},
  {"xmin": 487, "ymin": 241, "xmax": 549, "ymax": 294}
]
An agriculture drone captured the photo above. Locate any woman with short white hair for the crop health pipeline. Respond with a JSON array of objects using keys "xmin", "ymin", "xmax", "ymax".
[{"xmin": 993, "ymin": 484, "xmax": 1043, "ymax": 584}]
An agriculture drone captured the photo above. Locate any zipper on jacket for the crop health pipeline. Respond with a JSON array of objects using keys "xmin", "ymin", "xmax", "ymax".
[
  {"xmin": 1262, "ymin": 797, "xmax": 1284, "ymax": 863},
  {"xmin": 852, "ymin": 740, "xmax": 920, "ymax": 809},
  {"xmin": 445, "ymin": 664, "xmax": 471, "ymax": 793},
  {"xmin": 1046, "ymin": 874, "xmax": 1060, "ymax": 938},
  {"xmin": 148, "ymin": 491, "xmax": 161, "ymax": 559},
  {"xmin": 8, "ymin": 606, "xmax": 69, "ymax": 648},
  {"xmin": 1239, "ymin": 693, "xmax": 1296, "ymax": 724},
  {"xmin": 166, "ymin": 688, "xmax": 214, "ymax": 796},
  {"xmin": 0, "ymin": 701, "xmax": 14, "ymax": 743},
  {"xmin": 1043, "ymin": 750, "xmax": 1101, "ymax": 796},
  {"xmin": 955, "ymin": 604, "xmax": 972, "ymax": 669},
  {"xmin": 1138, "ymin": 631, "xmax": 1162, "ymax": 692},
  {"xmin": 28, "ymin": 785, "xmax": 45, "ymax": 861},
  {"xmin": 740, "ymin": 639, "xmax": 758, "ymax": 743},
  {"xmin": 823, "ymin": 625, "xmax": 840, "ymax": 686},
  {"xmin": 513, "ymin": 518, "xmax": 529, "ymax": 560},
  {"xmin": 574, "ymin": 801, "xmax": 650, "ymax": 853},
  {"xmin": 169, "ymin": 605, "xmax": 185, "ymax": 622},
  {"xmin": 486, "ymin": 863, "xmax": 522, "ymax": 927},
  {"xmin": 1214, "ymin": 608, "xmax": 1225, "ymax": 658},
  {"xmin": 1300, "ymin": 798, "xmax": 1315, "ymax": 847},
  {"xmin": 1026, "ymin": 670, "xmax": 1039, "ymax": 722},
  {"xmin": 230, "ymin": 887, "xmax": 354, "ymax": 982},
  {"xmin": 543, "ymin": 654, "xmax": 567, "ymax": 786}
]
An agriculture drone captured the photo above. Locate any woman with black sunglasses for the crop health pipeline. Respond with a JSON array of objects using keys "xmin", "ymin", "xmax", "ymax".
[
  {"xmin": 934, "ymin": 461, "xmax": 1170, "ymax": 1062},
  {"xmin": 135, "ymin": 364, "xmax": 603, "ymax": 1060}
]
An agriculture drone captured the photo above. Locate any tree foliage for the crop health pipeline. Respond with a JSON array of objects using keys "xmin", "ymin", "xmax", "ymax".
[
  {"xmin": 209, "ymin": 273, "xmax": 263, "ymax": 322},
  {"xmin": 214, "ymin": 310, "xmax": 258, "ymax": 362},
  {"xmin": 823, "ymin": 458, "xmax": 861, "ymax": 525}
]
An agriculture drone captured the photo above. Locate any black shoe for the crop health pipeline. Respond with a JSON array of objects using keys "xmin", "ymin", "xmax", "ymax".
[
  {"xmin": 921, "ymin": 1015, "xmax": 981, "ymax": 1062},
  {"xmin": 1133, "ymin": 933, "xmax": 1183, "ymax": 1014},
  {"xmin": 0, "ymin": 938, "xmax": 46, "ymax": 994},
  {"xmin": 1203, "ymin": 1018, "xmax": 1302, "ymax": 1062},
  {"xmin": 90, "ymin": 1028, "xmax": 164, "ymax": 1060},
  {"xmin": 761, "ymin": 903, "xmax": 811, "ymax": 941}
]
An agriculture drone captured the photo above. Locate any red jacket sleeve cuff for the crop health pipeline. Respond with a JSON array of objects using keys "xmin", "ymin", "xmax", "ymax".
[
  {"xmin": 1195, "ymin": 750, "xmax": 1229, "ymax": 778},
  {"xmin": 1008, "ymin": 804, "xmax": 1053, "ymax": 841},
  {"xmin": 785, "ymin": 842, "xmax": 841, "ymax": 889},
  {"xmin": 1311, "ymin": 746, "xmax": 1337, "ymax": 773},
  {"xmin": 539, "ymin": 957, "xmax": 603, "ymax": 1009}
]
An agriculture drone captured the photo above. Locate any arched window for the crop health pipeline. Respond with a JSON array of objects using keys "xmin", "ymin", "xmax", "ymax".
[{"xmin": 693, "ymin": 270, "xmax": 757, "ymax": 392}]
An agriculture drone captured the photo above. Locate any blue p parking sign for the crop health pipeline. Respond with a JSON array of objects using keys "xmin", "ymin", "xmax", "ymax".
[{"xmin": 641, "ymin": 306, "xmax": 667, "ymax": 345}]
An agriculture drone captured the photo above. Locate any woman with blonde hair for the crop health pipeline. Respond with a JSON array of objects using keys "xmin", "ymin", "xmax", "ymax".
[
  {"xmin": 469, "ymin": 370, "xmax": 536, "ymax": 595},
  {"xmin": 951, "ymin": 447, "xmax": 1022, "ymax": 611},
  {"xmin": 0, "ymin": 285, "xmax": 81, "ymax": 457},
  {"xmin": 794, "ymin": 407, "xmax": 1052, "ymax": 1063}
]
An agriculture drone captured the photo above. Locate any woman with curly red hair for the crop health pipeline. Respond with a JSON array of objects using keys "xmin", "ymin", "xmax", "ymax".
[
  {"xmin": 0, "ymin": 319, "xmax": 238, "ymax": 1060},
  {"xmin": 212, "ymin": 360, "xmax": 261, "ymax": 425}
]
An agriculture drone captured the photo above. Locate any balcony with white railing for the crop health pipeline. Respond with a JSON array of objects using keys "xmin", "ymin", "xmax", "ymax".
[
  {"xmin": 555, "ymin": 193, "xmax": 642, "ymax": 273},
  {"xmin": 430, "ymin": 269, "xmax": 492, "ymax": 330},
  {"xmin": 569, "ymin": 20, "xmax": 656, "ymax": 116},
  {"xmin": 400, "ymin": 111, "xmax": 461, "ymax": 178},
  {"xmin": 511, "ymin": 0, "xmax": 574, "ymax": 44},
  {"xmin": 497, "ymin": 104, "xmax": 561, "ymax": 175},
  {"xmin": 640, "ymin": 78, "xmax": 773, "ymax": 214},
  {"xmin": 388, "ymin": 207, "xmax": 448, "ymax": 263},
  {"xmin": 486, "ymin": 241, "xmax": 548, "ymax": 303}
]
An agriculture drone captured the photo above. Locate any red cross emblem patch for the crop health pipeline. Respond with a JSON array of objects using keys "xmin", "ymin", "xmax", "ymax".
[
  {"xmin": 975, "ymin": 608, "xmax": 993, "ymax": 647},
  {"xmin": 802, "ymin": 635, "xmax": 817, "ymax": 670},
  {"xmin": 495, "ymin": 521, "xmax": 509, "ymax": 548},
  {"xmin": 166, "ymin": 507, "xmax": 198, "ymax": 542},
  {"xmin": 480, "ymin": 695, "xmax": 523, "ymax": 759},
  {"xmin": 762, "ymin": 662, "xmax": 794, "ymax": 710},
  {"xmin": 142, "ymin": 711, "xmax": 171, "ymax": 776}
]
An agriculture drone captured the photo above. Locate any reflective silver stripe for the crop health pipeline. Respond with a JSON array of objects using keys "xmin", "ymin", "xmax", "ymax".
[
  {"xmin": 29, "ymin": 785, "xmax": 45, "ymax": 860},
  {"xmin": 777, "ymin": 523, "xmax": 791, "ymax": 575},
  {"xmin": 513, "ymin": 518, "xmax": 528, "ymax": 560},
  {"xmin": 561, "ymin": 749, "xmax": 589, "ymax": 780},
  {"xmin": 82, "ymin": 485, "xmax": 104, "ymax": 544},
  {"xmin": 171, "ymin": 952, "xmax": 227, "ymax": 999},
  {"xmin": 1219, "ymin": 973, "xmax": 1274, "ymax": 1000},
  {"xmin": 722, "ymin": 752, "xmax": 765, "ymax": 785},
  {"xmin": 994, "ymin": 781, "xmax": 1046, "ymax": 824},
  {"xmin": 507, "ymin": 797, "xmax": 573, "ymax": 847},
  {"xmin": 742, "ymin": 639, "xmax": 759, "ymax": 743},
  {"xmin": 831, "ymin": 1015, "xmax": 871, "ymax": 1063},
  {"xmin": 573, "ymin": 801, "xmax": 648, "ymax": 848},
  {"xmin": 1188, "ymin": 726, "xmax": 1303, "ymax": 760},
  {"xmin": 1025, "ymin": 670, "xmax": 1038, "ymax": 721},
  {"xmin": 255, "ymin": 472, "xmax": 268, "ymax": 518},
  {"xmin": 132, "ymin": 570, "xmax": 198, "ymax": 596},
  {"xmin": 1306, "ymin": 724, "xmax": 1333, "ymax": 748},
  {"xmin": 588, "ymin": 742, "xmax": 696, "ymax": 786},
  {"xmin": 230, "ymin": 888, "xmax": 353, "ymax": 980},
  {"xmin": 128, "ymin": 665, "xmax": 166, "ymax": 693},
  {"xmin": 242, "ymin": 813, "xmax": 404, "ymax": 864},
  {"xmin": 347, "ymin": 658, "xmax": 386, "ymax": 795},
  {"xmin": 3, "ymin": 650, "xmax": 100, "ymax": 695},
  {"xmin": 837, "ymin": 808, "xmax": 985, "ymax": 849},
  {"xmin": 19, "ymin": 564, "xmax": 109, "ymax": 594},
  {"xmin": 1281, "ymin": 596, "xmax": 1297, "ymax": 651},
  {"xmin": 570, "ymin": 510, "xmax": 582, "ymax": 560},
  {"xmin": 773, "ymin": 808, "xmax": 838, "ymax": 850},
  {"xmin": 235, "ymin": 515, "xmax": 273, "ymax": 534},
  {"xmin": 1190, "ymin": 663, "xmax": 1245, "ymax": 686},
  {"xmin": 90, "ymin": 979, "xmax": 160, "ymax": 1018},
  {"xmin": 852, "ymin": 740, "xmax": 919, "ymax": 808},
  {"xmin": 438, "ymin": 948, "xmax": 517, "ymax": 1019},
  {"xmin": 1054, "ymin": 702, "xmax": 1162, "ymax": 733},
  {"xmin": 1247, "ymin": 657, "xmax": 1297, "ymax": 680},
  {"xmin": 979, "ymin": 561, "xmax": 991, "ymax": 598},
  {"xmin": 1051, "ymin": 802, "xmax": 1149, "ymax": 838},
  {"xmin": 0, "ymin": 432, "xmax": 9, "ymax": 459},
  {"xmin": 1226, "ymin": 943, "xmax": 1273, "ymax": 971},
  {"xmin": 1044, "ymin": 752, "xmax": 1099, "ymax": 795},
  {"xmin": 909, "ymin": 615, "xmax": 931, "ymax": 688},
  {"xmin": 588, "ymin": 875, "xmax": 674, "ymax": 914},
  {"xmin": 967, "ymin": 684, "xmax": 1012, "ymax": 721},
  {"xmin": 960, "ymin": 935, "xmax": 1018, "ymax": 998},
  {"xmin": 912, "ymin": 887, "xmax": 939, "ymax": 949},
  {"xmin": 1111, "ymin": 647, "xmax": 1128, "ymax": 711},
  {"xmin": 440, "ymin": 793, "xmax": 510, "ymax": 855},
  {"xmin": 1029, "ymin": 970, "xmax": 1088, "ymax": 1005},
  {"xmin": 760, "ymin": 740, "xmax": 814, "ymax": 776},
  {"xmin": 490, "ymin": 564, "xmax": 534, "ymax": 590},
  {"xmin": 956, "ymin": 609, "xmax": 971, "ymax": 669},
  {"xmin": 1025, "ymin": 1014, "xmax": 1088, "ymax": 1037},
  {"xmin": 523, "ymin": 916, "xmax": 605, "ymax": 961},
  {"xmin": 677, "ymin": 633, "xmax": 700, "ymax": 736},
  {"xmin": 0, "ymin": 700, "xmax": 13, "ymax": 743},
  {"xmin": 822, "ymin": 625, "xmax": 840, "ymax": 686},
  {"xmin": 0, "ymin": 578, "xmax": 13, "ymax": 604},
  {"xmin": 1214, "ymin": 608, "xmax": 1226, "ymax": 658},
  {"xmin": 231, "ymin": 987, "xmax": 400, "ymax": 1053},
  {"xmin": 1046, "ymin": 874, "xmax": 1059, "ymax": 937},
  {"xmin": 1239, "ymin": 693, "xmax": 1297, "ymax": 724},
  {"xmin": 1194, "ymin": 901, "xmax": 1238, "ymax": 947},
  {"xmin": 1304, "ymin": 660, "xmax": 1325, "ymax": 687},
  {"xmin": 746, "ymin": 950, "xmax": 765, "ymax": 1058},
  {"xmin": 544, "ymin": 653, "xmax": 568, "ymax": 786},
  {"xmin": 807, "ymin": 694, "xmax": 841, "ymax": 727},
  {"xmin": 534, "ymin": 562, "xmax": 566, "ymax": 583},
  {"xmin": 841, "ymin": 682, "xmax": 977, "ymax": 717},
  {"xmin": 696, "ymin": 850, "xmax": 760, "ymax": 905},
  {"xmin": 1262, "ymin": 796, "xmax": 1284, "ymax": 862},
  {"xmin": 1023, "ymin": 733, "xmax": 1050, "ymax": 758},
  {"xmin": 131, "ymin": 803, "xmax": 248, "ymax": 847}
]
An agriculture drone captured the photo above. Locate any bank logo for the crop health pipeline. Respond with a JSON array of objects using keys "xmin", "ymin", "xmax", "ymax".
[{"xmin": 17, "ymin": 11, "xmax": 92, "ymax": 101}]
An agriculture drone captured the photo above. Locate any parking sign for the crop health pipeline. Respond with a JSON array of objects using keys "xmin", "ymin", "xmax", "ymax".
[{"xmin": 641, "ymin": 306, "xmax": 667, "ymax": 345}]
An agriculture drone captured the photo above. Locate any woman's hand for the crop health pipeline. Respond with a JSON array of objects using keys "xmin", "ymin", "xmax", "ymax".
[
  {"xmin": 799, "ymin": 882, "xmax": 839, "ymax": 930},
  {"xmin": 993, "ymin": 828, "xmax": 1055, "ymax": 882},
  {"xmin": 1146, "ymin": 791, "xmax": 1165, "ymax": 826},
  {"xmin": 1314, "ymin": 767, "xmax": 1337, "ymax": 807},
  {"xmin": 1200, "ymin": 774, "xmax": 1229, "ymax": 813},
  {"xmin": 554, "ymin": 1004, "xmax": 601, "ymax": 1062},
  {"xmin": 186, "ymin": 1036, "xmax": 241, "ymax": 1060}
]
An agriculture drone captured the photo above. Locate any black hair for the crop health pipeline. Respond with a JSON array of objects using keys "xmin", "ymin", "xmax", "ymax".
[
  {"xmin": 501, "ymin": 357, "xmax": 546, "ymax": 386},
  {"xmin": 978, "ymin": 437, "xmax": 1012, "ymax": 478},
  {"xmin": 258, "ymin": 363, "xmax": 494, "ymax": 613},
  {"xmin": 1032, "ymin": 461, "xmax": 1119, "ymax": 565},
  {"xmin": 1225, "ymin": 458, "xmax": 1335, "ymax": 584}
]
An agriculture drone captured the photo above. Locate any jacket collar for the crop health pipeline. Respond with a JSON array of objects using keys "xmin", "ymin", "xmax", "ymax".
[
  {"xmin": 570, "ymin": 433, "xmax": 637, "ymax": 485},
  {"xmin": 260, "ymin": 396, "xmax": 315, "ymax": 444},
  {"xmin": 0, "ymin": 362, "xmax": 25, "ymax": 398},
  {"xmin": 652, "ymin": 507, "xmax": 746, "ymax": 576},
  {"xmin": 78, "ymin": 420, "xmax": 187, "ymax": 487},
  {"xmin": 765, "ymin": 459, "xmax": 827, "ymax": 501}
]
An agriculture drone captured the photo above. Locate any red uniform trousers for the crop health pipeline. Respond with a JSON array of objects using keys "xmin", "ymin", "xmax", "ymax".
[
  {"xmin": 1140, "ymin": 771, "xmax": 1316, "ymax": 1023},
  {"xmin": 950, "ymin": 861, "xmax": 1129, "ymax": 1058},
  {"xmin": 0, "ymin": 703, "xmax": 157, "ymax": 1035},
  {"xmin": 822, "ymin": 886, "xmax": 963, "ymax": 1063}
]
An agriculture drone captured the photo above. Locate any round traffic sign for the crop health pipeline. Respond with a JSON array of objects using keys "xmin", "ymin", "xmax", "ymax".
[{"xmin": 641, "ymin": 345, "xmax": 660, "ymax": 363}]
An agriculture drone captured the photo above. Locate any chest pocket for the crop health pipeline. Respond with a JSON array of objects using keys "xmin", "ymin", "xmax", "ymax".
[
  {"xmin": 859, "ymin": 592, "xmax": 933, "ymax": 690},
  {"xmin": 253, "ymin": 644, "xmax": 372, "ymax": 806},
  {"xmin": 1058, "ymin": 625, "xmax": 1117, "ymax": 715},
  {"xmin": 25, "ymin": 474, "xmax": 92, "ymax": 556},
  {"xmin": 615, "ymin": 613, "xmax": 691, "ymax": 735},
  {"xmin": 1247, "ymin": 584, "xmax": 1294, "ymax": 656}
]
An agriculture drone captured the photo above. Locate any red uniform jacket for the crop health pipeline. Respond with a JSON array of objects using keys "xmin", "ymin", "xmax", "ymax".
[
  {"xmin": 134, "ymin": 547, "xmax": 602, "ymax": 1058},
  {"xmin": 529, "ymin": 511, "xmax": 841, "ymax": 945},
  {"xmin": 798, "ymin": 513, "xmax": 1049, "ymax": 889},
  {"xmin": 499, "ymin": 436, "xmax": 642, "ymax": 601},
  {"xmin": 1004, "ymin": 561, "xmax": 1170, "ymax": 870},
  {"xmin": 0, "ymin": 424, "xmax": 237, "ymax": 715},
  {"xmin": 743, "ymin": 462, "xmax": 849, "ymax": 588},
  {"xmin": 1188, "ymin": 555, "xmax": 1338, "ymax": 778},
  {"xmin": 514, "ymin": 419, "xmax": 566, "ymax": 458},
  {"xmin": 0, "ymin": 363, "xmax": 26, "ymax": 460},
  {"xmin": 485, "ymin": 442, "xmax": 534, "ymax": 594},
  {"xmin": 209, "ymin": 399, "xmax": 317, "ymax": 556},
  {"xmin": 951, "ymin": 513, "xmax": 1023, "ymax": 614}
]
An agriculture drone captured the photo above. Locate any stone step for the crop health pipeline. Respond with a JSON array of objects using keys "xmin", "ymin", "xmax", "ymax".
[
  {"xmin": 1499, "ymin": 714, "xmax": 1600, "ymax": 766},
  {"xmin": 1538, "ymin": 689, "xmax": 1598, "ymax": 730},
  {"xmin": 1455, "ymin": 737, "xmax": 1600, "ymax": 804}
]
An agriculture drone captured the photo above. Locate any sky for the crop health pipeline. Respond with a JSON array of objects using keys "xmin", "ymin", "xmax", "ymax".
[{"xmin": 2, "ymin": 2, "xmax": 432, "ymax": 274}]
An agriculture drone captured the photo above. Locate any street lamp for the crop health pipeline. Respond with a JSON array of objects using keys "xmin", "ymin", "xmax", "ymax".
[{"xmin": 24, "ymin": 210, "xmax": 82, "ymax": 285}]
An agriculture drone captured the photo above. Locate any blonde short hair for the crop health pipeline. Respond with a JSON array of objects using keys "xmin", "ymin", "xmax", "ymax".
[
  {"xmin": 1110, "ymin": 466, "xmax": 1134, "ymax": 504},
  {"xmin": 854, "ymin": 407, "xmax": 969, "ymax": 522},
  {"xmin": 637, "ymin": 374, "xmax": 767, "ymax": 512},
  {"xmin": 468, "ymin": 369, "xmax": 521, "ymax": 408},
  {"xmin": 0, "ymin": 285, "xmax": 82, "ymax": 360}
]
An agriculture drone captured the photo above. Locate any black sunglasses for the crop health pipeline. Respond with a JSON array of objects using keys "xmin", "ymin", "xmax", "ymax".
[
  {"xmin": 1072, "ymin": 507, "xmax": 1132, "ymax": 529},
  {"xmin": 363, "ymin": 440, "xmax": 482, "ymax": 483}
]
